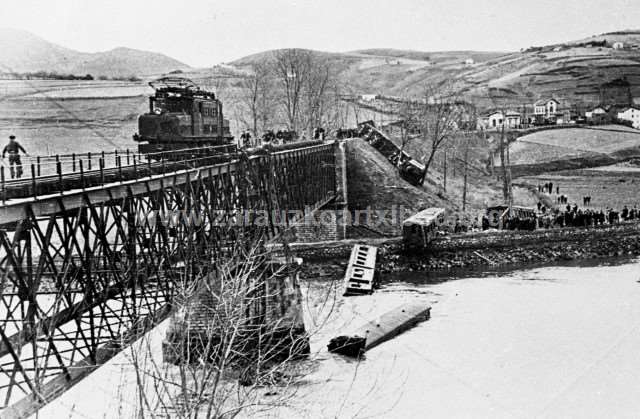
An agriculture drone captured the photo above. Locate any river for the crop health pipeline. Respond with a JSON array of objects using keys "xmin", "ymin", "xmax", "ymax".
[
  {"xmin": 268, "ymin": 257, "xmax": 640, "ymax": 418},
  {"xmin": 35, "ymin": 257, "xmax": 640, "ymax": 418}
]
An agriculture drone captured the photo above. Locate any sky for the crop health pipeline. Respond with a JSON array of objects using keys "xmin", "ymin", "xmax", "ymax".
[{"xmin": 4, "ymin": 0, "xmax": 640, "ymax": 67}]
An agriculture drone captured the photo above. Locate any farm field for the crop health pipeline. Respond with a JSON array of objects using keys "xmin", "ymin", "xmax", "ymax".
[
  {"xmin": 0, "ymin": 80, "xmax": 172, "ymax": 154},
  {"xmin": 504, "ymin": 125, "xmax": 640, "ymax": 173},
  {"xmin": 518, "ymin": 125, "xmax": 640, "ymax": 154},
  {"xmin": 517, "ymin": 169, "xmax": 640, "ymax": 211},
  {"xmin": 507, "ymin": 140, "xmax": 599, "ymax": 165}
]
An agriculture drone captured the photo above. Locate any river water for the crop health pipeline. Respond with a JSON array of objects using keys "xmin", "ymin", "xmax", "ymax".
[
  {"xmin": 270, "ymin": 257, "xmax": 640, "ymax": 419},
  {"xmin": 35, "ymin": 257, "xmax": 640, "ymax": 418}
]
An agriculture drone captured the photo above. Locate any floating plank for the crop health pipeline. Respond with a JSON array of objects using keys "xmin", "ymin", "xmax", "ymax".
[
  {"xmin": 344, "ymin": 244, "xmax": 378, "ymax": 295},
  {"xmin": 328, "ymin": 302, "xmax": 431, "ymax": 357}
]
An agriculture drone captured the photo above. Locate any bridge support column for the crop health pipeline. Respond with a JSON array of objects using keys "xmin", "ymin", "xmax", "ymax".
[
  {"xmin": 289, "ymin": 141, "xmax": 348, "ymax": 243},
  {"xmin": 162, "ymin": 256, "xmax": 309, "ymax": 365}
]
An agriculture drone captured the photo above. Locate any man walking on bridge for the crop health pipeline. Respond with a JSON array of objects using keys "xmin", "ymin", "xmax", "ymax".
[{"xmin": 2, "ymin": 135, "xmax": 27, "ymax": 179}]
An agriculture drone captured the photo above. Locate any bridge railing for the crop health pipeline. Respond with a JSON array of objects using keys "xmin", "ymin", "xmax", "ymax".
[
  {"xmin": 0, "ymin": 144, "xmax": 240, "ymax": 201},
  {"xmin": 0, "ymin": 144, "xmax": 235, "ymax": 183}
]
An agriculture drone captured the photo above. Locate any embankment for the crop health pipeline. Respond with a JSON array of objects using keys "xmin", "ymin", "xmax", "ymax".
[{"xmin": 296, "ymin": 223, "xmax": 640, "ymax": 278}]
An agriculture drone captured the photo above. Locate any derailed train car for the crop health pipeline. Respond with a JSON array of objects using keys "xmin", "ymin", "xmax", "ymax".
[
  {"xmin": 133, "ymin": 77, "xmax": 235, "ymax": 154},
  {"xmin": 357, "ymin": 121, "xmax": 426, "ymax": 186}
]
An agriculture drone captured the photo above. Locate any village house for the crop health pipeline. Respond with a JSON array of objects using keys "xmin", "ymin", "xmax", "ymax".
[
  {"xmin": 617, "ymin": 106, "xmax": 640, "ymax": 129},
  {"xmin": 360, "ymin": 94, "xmax": 378, "ymax": 102},
  {"xmin": 585, "ymin": 106, "xmax": 607, "ymax": 119},
  {"xmin": 533, "ymin": 98, "xmax": 560, "ymax": 119},
  {"xmin": 477, "ymin": 110, "xmax": 521, "ymax": 130},
  {"xmin": 612, "ymin": 41, "xmax": 624, "ymax": 50},
  {"xmin": 464, "ymin": 58, "xmax": 475, "ymax": 66},
  {"xmin": 585, "ymin": 105, "xmax": 613, "ymax": 125}
]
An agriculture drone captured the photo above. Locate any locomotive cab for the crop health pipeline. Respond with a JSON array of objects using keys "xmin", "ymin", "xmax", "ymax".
[{"xmin": 133, "ymin": 77, "xmax": 234, "ymax": 154}]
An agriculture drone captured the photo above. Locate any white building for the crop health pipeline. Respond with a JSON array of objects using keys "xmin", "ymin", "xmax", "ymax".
[
  {"xmin": 617, "ymin": 106, "xmax": 640, "ymax": 129},
  {"xmin": 533, "ymin": 98, "xmax": 560, "ymax": 118},
  {"xmin": 464, "ymin": 58, "xmax": 475, "ymax": 66},
  {"xmin": 360, "ymin": 94, "xmax": 377, "ymax": 102},
  {"xmin": 613, "ymin": 42, "xmax": 624, "ymax": 50},
  {"xmin": 478, "ymin": 111, "xmax": 521, "ymax": 130},
  {"xmin": 585, "ymin": 106, "xmax": 607, "ymax": 119}
]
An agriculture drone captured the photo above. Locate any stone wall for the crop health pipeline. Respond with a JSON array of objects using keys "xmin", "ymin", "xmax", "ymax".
[
  {"xmin": 431, "ymin": 223, "xmax": 640, "ymax": 251},
  {"xmin": 295, "ymin": 223, "xmax": 640, "ymax": 277},
  {"xmin": 388, "ymin": 222, "xmax": 640, "ymax": 271},
  {"xmin": 289, "ymin": 141, "xmax": 348, "ymax": 243},
  {"xmin": 290, "ymin": 209, "xmax": 341, "ymax": 243}
]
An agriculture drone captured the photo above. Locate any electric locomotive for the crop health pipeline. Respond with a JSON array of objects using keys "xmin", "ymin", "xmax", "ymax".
[{"xmin": 133, "ymin": 77, "xmax": 235, "ymax": 154}]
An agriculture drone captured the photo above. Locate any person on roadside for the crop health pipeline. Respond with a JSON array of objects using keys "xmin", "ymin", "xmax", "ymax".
[{"xmin": 2, "ymin": 135, "xmax": 27, "ymax": 179}]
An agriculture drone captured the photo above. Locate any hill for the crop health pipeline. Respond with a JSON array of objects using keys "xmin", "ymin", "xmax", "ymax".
[
  {"xmin": 227, "ymin": 31, "xmax": 640, "ymax": 109},
  {"xmin": 0, "ymin": 28, "xmax": 190, "ymax": 77}
]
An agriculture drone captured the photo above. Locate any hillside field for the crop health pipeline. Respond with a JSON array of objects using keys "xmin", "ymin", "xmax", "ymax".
[{"xmin": 0, "ymin": 80, "xmax": 151, "ymax": 154}]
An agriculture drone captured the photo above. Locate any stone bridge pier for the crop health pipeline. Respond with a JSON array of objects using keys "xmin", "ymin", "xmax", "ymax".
[
  {"xmin": 162, "ymin": 256, "xmax": 310, "ymax": 366},
  {"xmin": 290, "ymin": 140, "xmax": 349, "ymax": 243}
]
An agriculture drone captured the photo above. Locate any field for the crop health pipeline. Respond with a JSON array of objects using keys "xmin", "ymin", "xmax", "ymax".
[
  {"xmin": 506, "ymin": 125, "xmax": 640, "ymax": 169},
  {"xmin": 0, "ymin": 80, "xmax": 152, "ymax": 154},
  {"xmin": 518, "ymin": 169, "xmax": 640, "ymax": 211}
]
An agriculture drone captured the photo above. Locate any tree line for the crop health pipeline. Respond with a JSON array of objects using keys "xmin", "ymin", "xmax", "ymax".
[
  {"xmin": 233, "ymin": 49, "xmax": 345, "ymax": 139},
  {"xmin": 0, "ymin": 71, "xmax": 142, "ymax": 82}
]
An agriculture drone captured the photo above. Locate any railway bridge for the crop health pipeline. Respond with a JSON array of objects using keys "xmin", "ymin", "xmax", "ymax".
[{"xmin": 0, "ymin": 140, "xmax": 343, "ymax": 417}]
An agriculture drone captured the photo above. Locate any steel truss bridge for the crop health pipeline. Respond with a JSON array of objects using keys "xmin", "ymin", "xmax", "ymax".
[{"xmin": 0, "ymin": 140, "xmax": 337, "ymax": 418}]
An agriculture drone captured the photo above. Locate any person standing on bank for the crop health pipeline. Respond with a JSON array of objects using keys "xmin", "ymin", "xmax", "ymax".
[{"xmin": 2, "ymin": 135, "xmax": 27, "ymax": 179}]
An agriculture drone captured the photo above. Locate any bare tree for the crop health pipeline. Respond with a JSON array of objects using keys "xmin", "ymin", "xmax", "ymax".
[
  {"xmin": 415, "ymin": 82, "xmax": 464, "ymax": 183},
  {"xmin": 237, "ymin": 63, "xmax": 276, "ymax": 139},
  {"xmin": 271, "ymin": 49, "xmax": 341, "ymax": 137},
  {"xmin": 395, "ymin": 99, "xmax": 420, "ymax": 168},
  {"xmin": 271, "ymin": 49, "xmax": 313, "ymax": 134},
  {"xmin": 122, "ymin": 240, "xmax": 316, "ymax": 419}
]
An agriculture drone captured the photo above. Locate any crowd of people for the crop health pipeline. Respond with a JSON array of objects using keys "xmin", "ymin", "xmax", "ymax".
[
  {"xmin": 240, "ymin": 127, "xmax": 327, "ymax": 148},
  {"xmin": 537, "ymin": 205, "xmax": 638, "ymax": 229}
]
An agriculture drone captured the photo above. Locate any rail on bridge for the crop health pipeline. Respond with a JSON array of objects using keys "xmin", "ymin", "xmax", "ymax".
[{"xmin": 0, "ymin": 140, "xmax": 337, "ymax": 418}]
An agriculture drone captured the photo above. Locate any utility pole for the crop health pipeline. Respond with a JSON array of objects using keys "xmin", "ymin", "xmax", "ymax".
[
  {"xmin": 443, "ymin": 149, "xmax": 447, "ymax": 192},
  {"xmin": 507, "ymin": 137, "xmax": 513, "ymax": 208},
  {"xmin": 462, "ymin": 140, "xmax": 469, "ymax": 211}
]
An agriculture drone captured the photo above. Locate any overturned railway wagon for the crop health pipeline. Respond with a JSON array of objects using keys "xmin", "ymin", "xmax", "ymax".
[
  {"xmin": 358, "ymin": 122, "xmax": 426, "ymax": 186},
  {"xmin": 133, "ymin": 77, "xmax": 235, "ymax": 154}
]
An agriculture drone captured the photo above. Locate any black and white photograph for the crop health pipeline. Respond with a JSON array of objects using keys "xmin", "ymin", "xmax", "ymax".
[{"xmin": 1, "ymin": 0, "xmax": 640, "ymax": 417}]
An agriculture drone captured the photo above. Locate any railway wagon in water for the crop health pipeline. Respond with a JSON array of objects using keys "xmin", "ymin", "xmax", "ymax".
[
  {"xmin": 133, "ymin": 77, "xmax": 235, "ymax": 154},
  {"xmin": 402, "ymin": 207, "xmax": 446, "ymax": 250}
]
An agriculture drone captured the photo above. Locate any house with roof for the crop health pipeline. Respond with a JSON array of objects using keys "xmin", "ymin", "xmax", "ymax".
[
  {"xmin": 533, "ymin": 98, "xmax": 560, "ymax": 119},
  {"xmin": 585, "ymin": 105, "xmax": 618, "ymax": 125},
  {"xmin": 477, "ymin": 110, "xmax": 521, "ymax": 131},
  {"xmin": 616, "ymin": 106, "xmax": 640, "ymax": 129}
]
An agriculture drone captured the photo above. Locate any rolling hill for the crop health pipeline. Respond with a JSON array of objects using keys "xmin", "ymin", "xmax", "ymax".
[
  {"xmin": 228, "ymin": 31, "xmax": 640, "ymax": 110},
  {"xmin": 0, "ymin": 28, "xmax": 190, "ymax": 77}
]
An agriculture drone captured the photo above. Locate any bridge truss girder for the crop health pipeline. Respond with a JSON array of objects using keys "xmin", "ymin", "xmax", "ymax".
[{"xmin": 0, "ymin": 143, "xmax": 336, "ymax": 418}]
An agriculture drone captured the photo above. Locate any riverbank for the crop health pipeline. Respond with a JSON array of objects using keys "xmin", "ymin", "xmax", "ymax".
[{"xmin": 295, "ymin": 222, "xmax": 640, "ymax": 278}]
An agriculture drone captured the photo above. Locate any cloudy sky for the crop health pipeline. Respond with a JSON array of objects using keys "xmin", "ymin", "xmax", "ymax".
[{"xmin": 5, "ymin": 0, "xmax": 640, "ymax": 67}]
